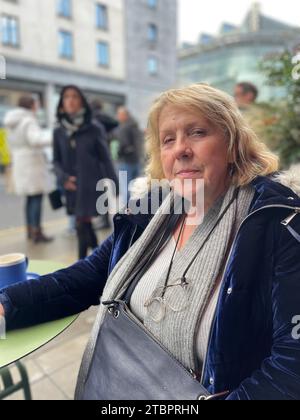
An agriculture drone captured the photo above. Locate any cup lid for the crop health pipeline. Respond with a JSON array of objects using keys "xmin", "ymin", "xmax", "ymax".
[{"xmin": 0, "ymin": 253, "xmax": 26, "ymax": 267}]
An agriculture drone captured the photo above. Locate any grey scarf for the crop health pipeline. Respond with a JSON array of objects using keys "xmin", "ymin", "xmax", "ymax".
[
  {"xmin": 143, "ymin": 185, "xmax": 255, "ymax": 370},
  {"xmin": 75, "ymin": 184, "xmax": 255, "ymax": 397},
  {"xmin": 61, "ymin": 109, "xmax": 85, "ymax": 137}
]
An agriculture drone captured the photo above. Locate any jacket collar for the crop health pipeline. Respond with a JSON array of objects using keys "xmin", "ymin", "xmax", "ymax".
[
  {"xmin": 116, "ymin": 167, "xmax": 300, "ymax": 229},
  {"xmin": 250, "ymin": 172, "xmax": 300, "ymax": 212}
]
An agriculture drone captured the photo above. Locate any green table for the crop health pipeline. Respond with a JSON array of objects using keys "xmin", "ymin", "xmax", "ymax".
[{"xmin": 0, "ymin": 260, "xmax": 78, "ymax": 369}]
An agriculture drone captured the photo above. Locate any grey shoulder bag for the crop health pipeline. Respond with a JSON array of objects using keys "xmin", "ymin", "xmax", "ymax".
[
  {"xmin": 82, "ymin": 299, "xmax": 210, "ymax": 401},
  {"xmin": 81, "ymin": 210, "xmax": 211, "ymax": 401}
]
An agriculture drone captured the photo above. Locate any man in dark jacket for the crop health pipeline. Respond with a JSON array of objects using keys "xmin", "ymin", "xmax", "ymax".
[
  {"xmin": 90, "ymin": 99, "xmax": 119, "ymax": 230},
  {"xmin": 114, "ymin": 107, "xmax": 144, "ymax": 205},
  {"xmin": 90, "ymin": 99, "xmax": 119, "ymax": 136}
]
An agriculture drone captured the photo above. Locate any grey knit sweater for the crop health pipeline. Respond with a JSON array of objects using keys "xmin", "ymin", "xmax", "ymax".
[
  {"xmin": 129, "ymin": 185, "xmax": 255, "ymax": 370},
  {"xmin": 130, "ymin": 235, "xmax": 223, "ymax": 364}
]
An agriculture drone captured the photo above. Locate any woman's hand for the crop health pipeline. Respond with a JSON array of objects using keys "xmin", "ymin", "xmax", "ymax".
[
  {"xmin": 64, "ymin": 176, "xmax": 77, "ymax": 192},
  {"xmin": 0, "ymin": 304, "xmax": 5, "ymax": 317}
]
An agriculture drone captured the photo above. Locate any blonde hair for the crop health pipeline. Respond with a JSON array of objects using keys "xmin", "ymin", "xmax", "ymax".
[{"xmin": 146, "ymin": 83, "xmax": 279, "ymax": 187}]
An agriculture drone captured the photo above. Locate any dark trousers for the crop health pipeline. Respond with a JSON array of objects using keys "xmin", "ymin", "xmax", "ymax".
[
  {"xmin": 117, "ymin": 162, "xmax": 141, "ymax": 205},
  {"xmin": 25, "ymin": 194, "xmax": 43, "ymax": 228},
  {"xmin": 76, "ymin": 220, "xmax": 98, "ymax": 260}
]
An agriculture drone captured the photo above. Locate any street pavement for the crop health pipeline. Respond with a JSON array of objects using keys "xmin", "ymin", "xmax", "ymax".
[{"xmin": 0, "ymin": 175, "xmax": 65, "ymax": 230}]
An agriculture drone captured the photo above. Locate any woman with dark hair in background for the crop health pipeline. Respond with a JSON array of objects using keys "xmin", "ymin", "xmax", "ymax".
[
  {"xmin": 54, "ymin": 85, "xmax": 118, "ymax": 259},
  {"xmin": 4, "ymin": 95, "xmax": 53, "ymax": 243}
]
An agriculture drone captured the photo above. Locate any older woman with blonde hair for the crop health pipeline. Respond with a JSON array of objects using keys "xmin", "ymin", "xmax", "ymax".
[{"xmin": 1, "ymin": 84, "xmax": 300, "ymax": 400}]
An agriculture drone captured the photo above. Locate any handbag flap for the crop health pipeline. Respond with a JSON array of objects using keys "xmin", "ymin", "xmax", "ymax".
[{"xmin": 82, "ymin": 302, "xmax": 210, "ymax": 401}]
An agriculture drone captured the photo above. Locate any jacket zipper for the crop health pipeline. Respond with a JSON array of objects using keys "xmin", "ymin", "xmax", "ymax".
[
  {"xmin": 281, "ymin": 210, "xmax": 300, "ymax": 226},
  {"xmin": 198, "ymin": 204, "xmax": 300, "ymax": 385}
]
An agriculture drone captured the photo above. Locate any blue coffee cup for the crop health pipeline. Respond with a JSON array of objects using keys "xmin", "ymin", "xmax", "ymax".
[{"xmin": 0, "ymin": 254, "xmax": 29, "ymax": 290}]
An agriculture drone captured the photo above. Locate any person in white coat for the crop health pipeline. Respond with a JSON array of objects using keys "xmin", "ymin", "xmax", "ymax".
[{"xmin": 4, "ymin": 96, "xmax": 54, "ymax": 243}]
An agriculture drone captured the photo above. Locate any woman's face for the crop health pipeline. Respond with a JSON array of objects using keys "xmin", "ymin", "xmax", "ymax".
[
  {"xmin": 62, "ymin": 89, "xmax": 83, "ymax": 115},
  {"xmin": 159, "ymin": 105, "xmax": 231, "ymax": 206}
]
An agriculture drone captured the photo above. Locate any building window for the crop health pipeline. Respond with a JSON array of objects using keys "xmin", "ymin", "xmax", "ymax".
[
  {"xmin": 148, "ymin": 0, "xmax": 157, "ymax": 8},
  {"xmin": 57, "ymin": 0, "xmax": 72, "ymax": 18},
  {"xmin": 1, "ymin": 15, "xmax": 20, "ymax": 47},
  {"xmin": 96, "ymin": 4, "xmax": 108, "ymax": 30},
  {"xmin": 148, "ymin": 23, "xmax": 158, "ymax": 42},
  {"xmin": 58, "ymin": 30, "xmax": 73, "ymax": 59},
  {"xmin": 97, "ymin": 41, "xmax": 109, "ymax": 67},
  {"xmin": 148, "ymin": 57, "xmax": 158, "ymax": 75}
]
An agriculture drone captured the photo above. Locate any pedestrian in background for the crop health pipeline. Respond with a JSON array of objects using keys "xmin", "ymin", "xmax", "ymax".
[
  {"xmin": 90, "ymin": 99, "xmax": 119, "ymax": 137},
  {"xmin": 4, "ymin": 96, "xmax": 53, "ymax": 243},
  {"xmin": 54, "ymin": 86, "xmax": 118, "ymax": 260},
  {"xmin": 234, "ymin": 82, "xmax": 277, "ymax": 148},
  {"xmin": 91, "ymin": 99, "xmax": 119, "ymax": 230},
  {"xmin": 234, "ymin": 82, "xmax": 258, "ymax": 110},
  {"xmin": 114, "ymin": 107, "xmax": 144, "ymax": 205}
]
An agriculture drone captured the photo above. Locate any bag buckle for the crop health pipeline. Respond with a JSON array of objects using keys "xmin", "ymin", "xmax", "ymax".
[
  {"xmin": 198, "ymin": 390, "xmax": 230, "ymax": 401},
  {"xmin": 102, "ymin": 300, "xmax": 121, "ymax": 318}
]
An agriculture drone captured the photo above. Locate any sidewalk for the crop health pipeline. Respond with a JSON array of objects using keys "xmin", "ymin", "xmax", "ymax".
[
  {"xmin": 0, "ymin": 218, "xmax": 79, "ymax": 267},
  {"xmin": 0, "ymin": 219, "xmax": 112, "ymax": 400}
]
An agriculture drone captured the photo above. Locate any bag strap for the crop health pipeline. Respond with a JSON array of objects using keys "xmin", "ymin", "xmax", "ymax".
[{"xmin": 122, "ymin": 210, "xmax": 182, "ymax": 304}]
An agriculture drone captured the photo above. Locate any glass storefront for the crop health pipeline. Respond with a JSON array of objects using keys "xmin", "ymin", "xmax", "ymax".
[{"xmin": 179, "ymin": 42, "xmax": 287, "ymax": 101}]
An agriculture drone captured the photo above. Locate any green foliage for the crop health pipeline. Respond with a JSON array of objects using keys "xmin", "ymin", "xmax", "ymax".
[{"xmin": 259, "ymin": 50, "xmax": 300, "ymax": 168}]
